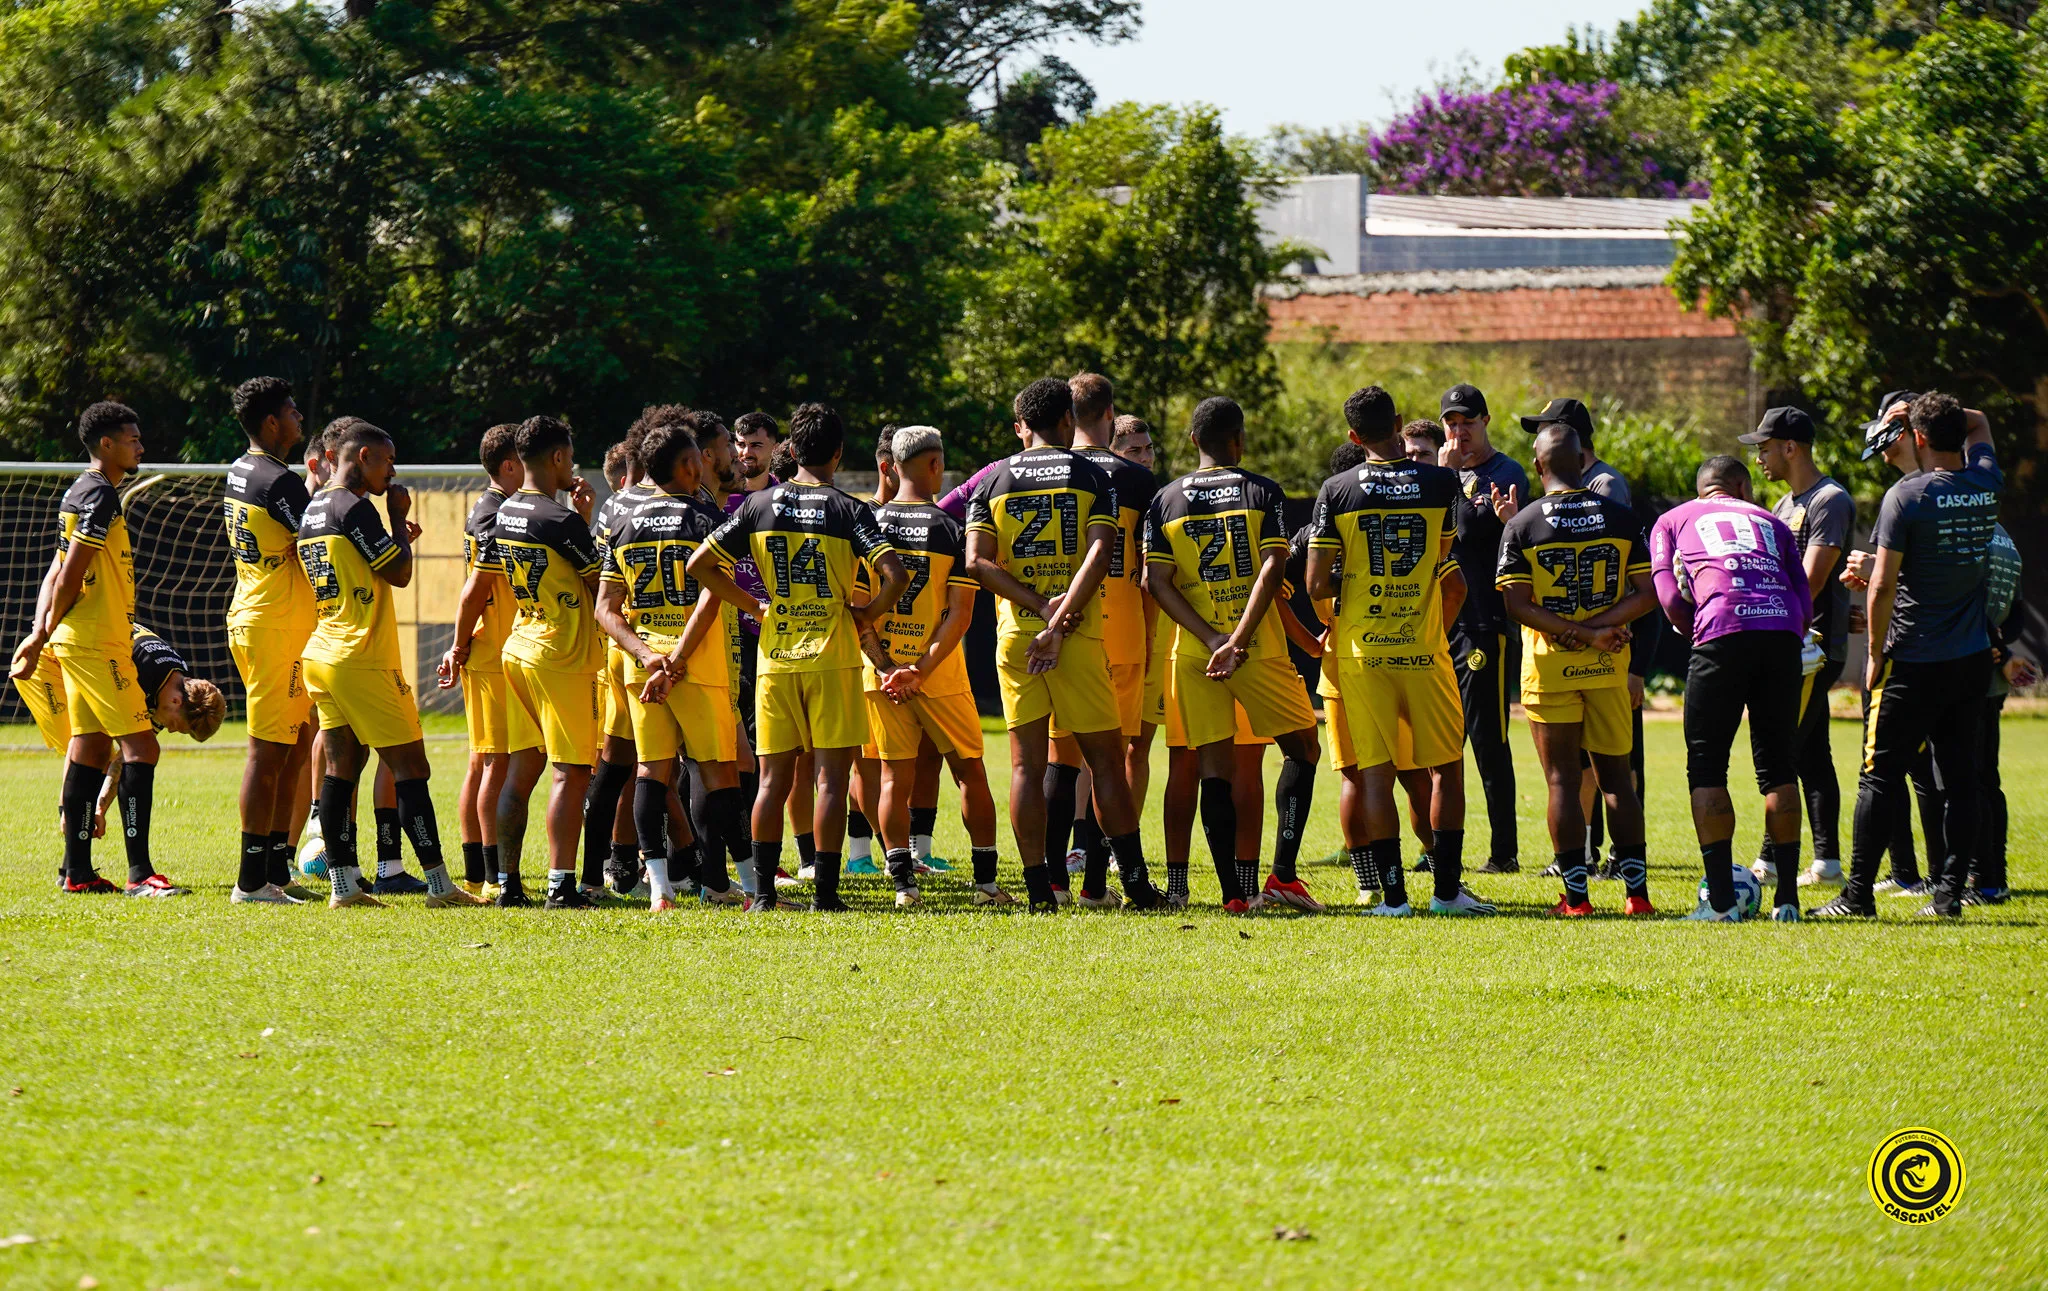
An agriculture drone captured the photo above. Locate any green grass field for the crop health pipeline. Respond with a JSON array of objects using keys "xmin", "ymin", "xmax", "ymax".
[{"xmin": 2, "ymin": 713, "xmax": 2044, "ymax": 1288}]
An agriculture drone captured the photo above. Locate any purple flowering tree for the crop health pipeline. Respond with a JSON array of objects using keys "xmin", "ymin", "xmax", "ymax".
[{"xmin": 1371, "ymin": 80, "xmax": 1705, "ymax": 198}]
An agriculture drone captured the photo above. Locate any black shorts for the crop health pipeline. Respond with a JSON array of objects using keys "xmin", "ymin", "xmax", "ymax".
[{"xmin": 1683, "ymin": 631, "xmax": 1803, "ymax": 792}]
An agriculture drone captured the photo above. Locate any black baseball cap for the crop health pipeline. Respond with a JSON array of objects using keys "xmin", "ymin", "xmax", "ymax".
[
  {"xmin": 1738, "ymin": 406, "xmax": 1815, "ymax": 445},
  {"xmin": 1859, "ymin": 390, "xmax": 1917, "ymax": 461},
  {"xmin": 1519, "ymin": 397, "xmax": 1594, "ymax": 440},
  {"xmin": 1440, "ymin": 384, "xmax": 1488, "ymax": 418}
]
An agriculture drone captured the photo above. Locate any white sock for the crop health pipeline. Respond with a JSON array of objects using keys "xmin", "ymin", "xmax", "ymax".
[
  {"xmin": 378, "ymin": 852, "xmax": 405, "ymax": 880},
  {"xmin": 424, "ymin": 864, "xmax": 453, "ymax": 898},
  {"xmin": 331, "ymin": 865, "xmax": 361, "ymax": 899},
  {"xmin": 912, "ymin": 833, "xmax": 934, "ymax": 862},
  {"xmin": 548, "ymin": 868, "xmax": 574, "ymax": 890},
  {"xmin": 976, "ymin": 882, "xmax": 1000, "ymax": 895},
  {"xmin": 847, "ymin": 834, "xmax": 872, "ymax": 862},
  {"xmin": 645, "ymin": 855, "xmax": 674, "ymax": 900}
]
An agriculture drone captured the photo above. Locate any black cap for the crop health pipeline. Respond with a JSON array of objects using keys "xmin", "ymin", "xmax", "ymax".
[
  {"xmin": 1738, "ymin": 406, "xmax": 1815, "ymax": 445},
  {"xmin": 1519, "ymin": 397, "xmax": 1594, "ymax": 440},
  {"xmin": 1859, "ymin": 390, "xmax": 1917, "ymax": 461},
  {"xmin": 1440, "ymin": 384, "xmax": 1488, "ymax": 418}
]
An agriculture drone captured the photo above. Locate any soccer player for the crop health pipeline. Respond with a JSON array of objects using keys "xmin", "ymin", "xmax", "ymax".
[
  {"xmin": 1497, "ymin": 424, "xmax": 1659, "ymax": 917},
  {"xmin": 436, "ymin": 422, "xmax": 523, "ymax": 897},
  {"xmin": 215, "ymin": 377, "xmax": 320, "ymax": 901},
  {"xmin": 494, "ymin": 415, "xmax": 603, "ymax": 909},
  {"xmin": 1045, "ymin": 372, "xmax": 1159, "ymax": 900},
  {"xmin": 965, "ymin": 378, "xmax": 1167, "ymax": 911},
  {"xmin": 596, "ymin": 420, "xmax": 746, "ymax": 911},
  {"xmin": 1437, "ymin": 384, "xmax": 1528, "ymax": 876},
  {"xmin": 843, "ymin": 430, "xmax": 900, "ymax": 877},
  {"xmin": 858, "ymin": 426, "xmax": 1005, "ymax": 906},
  {"xmin": 690, "ymin": 403, "xmax": 907, "ymax": 912},
  {"xmin": 1307, "ymin": 387, "xmax": 1492, "ymax": 917},
  {"xmin": 296, "ymin": 418, "xmax": 479, "ymax": 909},
  {"xmin": 1650, "ymin": 455, "xmax": 1813, "ymax": 921},
  {"xmin": 1743, "ymin": 406, "xmax": 1857, "ymax": 887},
  {"xmin": 1814, "ymin": 394, "xmax": 2001, "ymax": 920},
  {"xmin": 587, "ymin": 423, "xmax": 660, "ymax": 897},
  {"xmin": 1146, "ymin": 396, "xmax": 1320, "ymax": 913}
]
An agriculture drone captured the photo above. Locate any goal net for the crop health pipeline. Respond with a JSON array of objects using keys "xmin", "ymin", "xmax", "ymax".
[{"xmin": 0, "ymin": 463, "xmax": 501, "ymax": 730}]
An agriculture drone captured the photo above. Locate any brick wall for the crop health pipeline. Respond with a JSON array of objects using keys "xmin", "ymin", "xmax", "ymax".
[{"xmin": 1268, "ymin": 284, "xmax": 1740, "ymax": 344}]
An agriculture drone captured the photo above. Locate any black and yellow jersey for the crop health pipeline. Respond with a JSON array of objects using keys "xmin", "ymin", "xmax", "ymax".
[
  {"xmin": 49, "ymin": 469, "xmax": 135, "ymax": 656},
  {"xmin": 1143, "ymin": 466, "xmax": 1292, "ymax": 662},
  {"xmin": 131, "ymin": 623, "xmax": 186, "ymax": 711},
  {"xmin": 857, "ymin": 500, "xmax": 977, "ymax": 695},
  {"xmin": 298, "ymin": 487, "xmax": 404, "ymax": 671},
  {"xmin": 1496, "ymin": 488, "xmax": 1649, "ymax": 694},
  {"xmin": 601, "ymin": 488, "xmax": 729, "ymax": 688},
  {"xmin": 963, "ymin": 447, "xmax": 1119, "ymax": 642},
  {"xmin": 223, "ymin": 448, "xmax": 314, "ymax": 636},
  {"xmin": 1074, "ymin": 445, "xmax": 1156, "ymax": 668},
  {"xmin": 709, "ymin": 481, "xmax": 894, "ymax": 674},
  {"xmin": 461, "ymin": 486, "xmax": 516, "ymax": 673},
  {"xmin": 495, "ymin": 489, "xmax": 604, "ymax": 673},
  {"xmin": 1309, "ymin": 456, "xmax": 1461, "ymax": 660}
]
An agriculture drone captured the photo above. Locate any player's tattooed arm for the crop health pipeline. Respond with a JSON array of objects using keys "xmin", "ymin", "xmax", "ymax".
[
  {"xmin": 852, "ymin": 551, "xmax": 909, "ymax": 630},
  {"xmin": 963, "ymin": 529, "xmax": 1053, "ymax": 620},
  {"xmin": 685, "ymin": 543, "xmax": 768, "ymax": 621},
  {"xmin": 596, "ymin": 579, "xmax": 661, "ymax": 671}
]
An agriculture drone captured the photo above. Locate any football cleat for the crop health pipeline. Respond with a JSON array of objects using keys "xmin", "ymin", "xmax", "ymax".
[
  {"xmin": 844, "ymin": 855, "xmax": 882, "ymax": 876},
  {"xmin": 796, "ymin": 863, "xmax": 817, "ymax": 882},
  {"xmin": 1623, "ymin": 894, "xmax": 1656, "ymax": 917},
  {"xmin": 1222, "ymin": 898, "xmax": 1252, "ymax": 915},
  {"xmin": 1685, "ymin": 902, "xmax": 1741, "ymax": 922},
  {"xmin": 1262, "ymin": 875, "xmax": 1325, "ymax": 913},
  {"xmin": 1366, "ymin": 900, "xmax": 1414, "ymax": 917},
  {"xmin": 457, "ymin": 880, "xmax": 484, "ymax": 898},
  {"xmin": 425, "ymin": 885, "xmax": 487, "ymax": 908},
  {"xmin": 650, "ymin": 895, "xmax": 679, "ymax": 913},
  {"xmin": 701, "ymin": 885, "xmax": 746, "ymax": 906},
  {"xmin": 1550, "ymin": 894, "xmax": 1594, "ymax": 918},
  {"xmin": 1913, "ymin": 900, "xmax": 1962, "ymax": 920},
  {"xmin": 916, "ymin": 854, "xmax": 953, "ymax": 873},
  {"xmin": 1411, "ymin": 852, "xmax": 1432, "ymax": 874},
  {"xmin": 1122, "ymin": 882, "xmax": 1174, "ymax": 912},
  {"xmin": 1355, "ymin": 888, "xmax": 1378, "ymax": 907},
  {"xmin": 1873, "ymin": 877, "xmax": 1926, "ymax": 898},
  {"xmin": 1476, "ymin": 858, "xmax": 1520, "ymax": 875},
  {"xmin": 1593, "ymin": 857, "xmax": 1623, "ymax": 882},
  {"xmin": 1540, "ymin": 860, "xmax": 1565, "ymax": 878},
  {"xmin": 746, "ymin": 893, "xmax": 801, "ymax": 913},
  {"xmin": 1052, "ymin": 886, "xmax": 1073, "ymax": 906},
  {"xmin": 370, "ymin": 870, "xmax": 430, "ymax": 896},
  {"xmin": 329, "ymin": 890, "xmax": 386, "ymax": 909},
  {"xmin": 1076, "ymin": 887, "xmax": 1124, "ymax": 910},
  {"xmin": 545, "ymin": 887, "xmax": 599, "ymax": 910},
  {"xmin": 479, "ymin": 881, "xmax": 505, "ymax": 903},
  {"xmin": 1798, "ymin": 859, "xmax": 1844, "ymax": 886},
  {"xmin": 810, "ymin": 894, "xmax": 850, "ymax": 913},
  {"xmin": 1752, "ymin": 857, "xmax": 1777, "ymax": 882},
  {"xmin": 1165, "ymin": 889, "xmax": 1189, "ymax": 910},
  {"xmin": 894, "ymin": 888, "xmax": 922, "ymax": 908},
  {"xmin": 576, "ymin": 883, "xmax": 614, "ymax": 904},
  {"xmin": 1962, "ymin": 886, "xmax": 2007, "ymax": 906},
  {"xmin": 1806, "ymin": 894, "xmax": 1876, "ymax": 919},
  {"xmin": 1430, "ymin": 891, "xmax": 1496, "ymax": 916},
  {"xmin": 281, "ymin": 881, "xmax": 320, "ymax": 901},
  {"xmin": 1064, "ymin": 847, "xmax": 1087, "ymax": 875},
  {"xmin": 63, "ymin": 875, "xmax": 121, "ymax": 894},
  {"xmin": 1771, "ymin": 903, "xmax": 1800, "ymax": 922},
  {"xmin": 231, "ymin": 883, "xmax": 303, "ymax": 905},
  {"xmin": 493, "ymin": 885, "xmax": 532, "ymax": 908},
  {"xmin": 971, "ymin": 885, "xmax": 1016, "ymax": 906},
  {"xmin": 125, "ymin": 875, "xmax": 189, "ymax": 898},
  {"xmin": 774, "ymin": 867, "xmax": 800, "ymax": 890}
]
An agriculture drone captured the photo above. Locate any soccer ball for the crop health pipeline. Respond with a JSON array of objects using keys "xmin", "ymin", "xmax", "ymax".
[
  {"xmin": 297, "ymin": 817, "xmax": 328, "ymax": 879},
  {"xmin": 1698, "ymin": 864, "xmax": 1762, "ymax": 917}
]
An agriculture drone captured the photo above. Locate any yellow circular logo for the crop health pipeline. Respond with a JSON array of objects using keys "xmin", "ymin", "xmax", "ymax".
[
  {"xmin": 1868, "ymin": 1128, "xmax": 1965, "ymax": 1224},
  {"xmin": 1466, "ymin": 648, "xmax": 1488, "ymax": 672}
]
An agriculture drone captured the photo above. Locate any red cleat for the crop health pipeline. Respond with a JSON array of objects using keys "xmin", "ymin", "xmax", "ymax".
[
  {"xmin": 1623, "ymin": 894, "xmax": 1657, "ymax": 917},
  {"xmin": 1551, "ymin": 893, "xmax": 1594, "ymax": 917},
  {"xmin": 1223, "ymin": 898, "xmax": 1252, "ymax": 915},
  {"xmin": 63, "ymin": 875, "xmax": 121, "ymax": 894},
  {"xmin": 1261, "ymin": 874, "xmax": 1324, "ymax": 913}
]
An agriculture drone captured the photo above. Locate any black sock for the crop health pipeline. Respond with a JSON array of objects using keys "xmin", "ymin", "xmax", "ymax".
[
  {"xmin": 1235, "ymin": 859, "xmax": 1259, "ymax": 899},
  {"xmin": 886, "ymin": 847, "xmax": 916, "ymax": 891},
  {"xmin": 670, "ymin": 839, "xmax": 702, "ymax": 890},
  {"xmin": 461, "ymin": 840, "xmax": 486, "ymax": 885},
  {"xmin": 483, "ymin": 843, "xmax": 502, "ymax": 885},
  {"xmin": 268, "ymin": 832, "xmax": 293, "ymax": 889},
  {"xmin": 1273, "ymin": 757, "xmax": 1314, "ymax": 884},
  {"xmin": 318, "ymin": 775, "xmax": 358, "ymax": 869},
  {"xmin": 847, "ymin": 810, "xmax": 874, "ymax": 842},
  {"xmin": 61, "ymin": 760, "xmax": 104, "ymax": 884},
  {"xmin": 1432, "ymin": 827, "xmax": 1464, "ymax": 904},
  {"xmin": 1373, "ymin": 838, "xmax": 1407, "ymax": 907},
  {"xmin": 237, "ymin": 831, "xmax": 270, "ymax": 894},
  {"xmin": 1615, "ymin": 840, "xmax": 1648, "ymax": 899},
  {"xmin": 908, "ymin": 805, "xmax": 938, "ymax": 842},
  {"xmin": 1106, "ymin": 830, "xmax": 1150, "ymax": 895},
  {"xmin": 1167, "ymin": 863, "xmax": 1190, "ymax": 903},
  {"xmin": 1023, "ymin": 862, "xmax": 1056, "ymax": 906},
  {"xmin": 1073, "ymin": 806, "xmax": 1104, "ymax": 868},
  {"xmin": 794, "ymin": 831, "xmax": 816, "ymax": 871},
  {"xmin": 971, "ymin": 846, "xmax": 999, "ymax": 886},
  {"xmin": 374, "ymin": 805, "xmax": 401, "ymax": 872},
  {"xmin": 1701, "ymin": 838, "xmax": 1736, "ymax": 912},
  {"xmin": 1199, "ymin": 778, "xmax": 1241, "ymax": 902},
  {"xmin": 1082, "ymin": 845, "xmax": 1111, "ymax": 898},
  {"xmin": 1043, "ymin": 763, "xmax": 1080, "ymax": 878},
  {"xmin": 609, "ymin": 841, "xmax": 637, "ymax": 875},
  {"xmin": 394, "ymin": 778, "xmax": 445, "ymax": 873},
  {"xmin": 1765, "ymin": 839, "xmax": 1801, "ymax": 910},
  {"xmin": 633, "ymin": 778, "xmax": 669, "ymax": 871},
  {"xmin": 813, "ymin": 851, "xmax": 842, "ymax": 904},
  {"xmin": 751, "ymin": 839, "xmax": 781, "ymax": 900},
  {"xmin": 116, "ymin": 761, "xmax": 156, "ymax": 883},
  {"xmin": 1556, "ymin": 846, "xmax": 1588, "ymax": 904},
  {"xmin": 705, "ymin": 786, "xmax": 752, "ymax": 869},
  {"xmin": 547, "ymin": 868, "xmax": 576, "ymax": 899},
  {"xmin": 584, "ymin": 759, "xmax": 632, "ymax": 888},
  {"xmin": 1348, "ymin": 845, "xmax": 1379, "ymax": 891}
]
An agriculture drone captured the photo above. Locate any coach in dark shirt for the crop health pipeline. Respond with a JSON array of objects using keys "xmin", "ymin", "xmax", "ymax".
[{"xmin": 1814, "ymin": 392, "xmax": 2001, "ymax": 920}]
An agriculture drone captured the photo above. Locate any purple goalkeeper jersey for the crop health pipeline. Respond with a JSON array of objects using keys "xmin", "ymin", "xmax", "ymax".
[{"xmin": 1649, "ymin": 497, "xmax": 1812, "ymax": 644}]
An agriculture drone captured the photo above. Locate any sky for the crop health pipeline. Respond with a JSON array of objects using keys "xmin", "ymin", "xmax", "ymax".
[{"xmin": 1045, "ymin": 0, "xmax": 1649, "ymax": 136}]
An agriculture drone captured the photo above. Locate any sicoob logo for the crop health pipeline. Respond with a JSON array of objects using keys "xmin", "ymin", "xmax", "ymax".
[{"xmin": 1867, "ymin": 1128, "xmax": 1964, "ymax": 1224}]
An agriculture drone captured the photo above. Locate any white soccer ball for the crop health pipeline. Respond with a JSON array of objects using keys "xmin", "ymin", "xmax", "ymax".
[{"xmin": 1698, "ymin": 864, "xmax": 1762, "ymax": 917}]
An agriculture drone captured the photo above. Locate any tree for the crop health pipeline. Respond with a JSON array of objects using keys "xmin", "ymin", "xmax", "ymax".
[
  {"xmin": 908, "ymin": 0, "xmax": 1137, "ymax": 98},
  {"xmin": 983, "ymin": 55, "xmax": 1094, "ymax": 175},
  {"xmin": 1261, "ymin": 123, "xmax": 1375, "ymax": 178}
]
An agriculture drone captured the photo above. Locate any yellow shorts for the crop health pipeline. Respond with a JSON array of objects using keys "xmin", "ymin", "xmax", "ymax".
[
  {"xmin": 47, "ymin": 647, "xmax": 153, "ymax": 741},
  {"xmin": 602, "ymin": 646, "xmax": 635, "ymax": 742},
  {"xmin": 1323, "ymin": 688, "xmax": 1357, "ymax": 771},
  {"xmin": 757, "ymin": 666, "xmax": 867, "ymax": 755},
  {"xmin": 627, "ymin": 658, "xmax": 738, "ymax": 764},
  {"xmin": 1163, "ymin": 656, "xmax": 1269, "ymax": 749},
  {"xmin": 1172, "ymin": 654, "xmax": 1315, "ymax": 750},
  {"xmin": 305, "ymin": 659, "xmax": 424, "ymax": 750},
  {"xmin": 1051, "ymin": 660, "xmax": 1144, "ymax": 740},
  {"xmin": 13, "ymin": 649, "xmax": 71, "ymax": 749},
  {"xmin": 229, "ymin": 625, "xmax": 313, "ymax": 745},
  {"xmin": 1525, "ymin": 685, "xmax": 1633, "ymax": 757},
  {"xmin": 1143, "ymin": 641, "xmax": 1167, "ymax": 728},
  {"xmin": 463, "ymin": 667, "xmax": 509, "ymax": 754},
  {"xmin": 505, "ymin": 658, "xmax": 600, "ymax": 766},
  {"xmin": 1334, "ymin": 654, "xmax": 1464, "ymax": 771},
  {"xmin": 865, "ymin": 686, "xmax": 984, "ymax": 762},
  {"xmin": 997, "ymin": 632, "xmax": 1121, "ymax": 734}
]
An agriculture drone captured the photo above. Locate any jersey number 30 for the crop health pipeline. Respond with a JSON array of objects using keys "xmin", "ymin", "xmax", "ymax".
[{"xmin": 1534, "ymin": 542, "xmax": 1622, "ymax": 615}]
